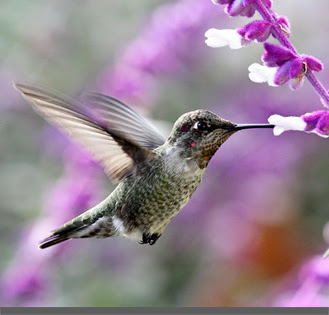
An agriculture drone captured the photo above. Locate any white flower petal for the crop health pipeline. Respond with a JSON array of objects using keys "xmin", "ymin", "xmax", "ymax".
[
  {"xmin": 268, "ymin": 114, "xmax": 307, "ymax": 136},
  {"xmin": 248, "ymin": 63, "xmax": 277, "ymax": 87},
  {"xmin": 273, "ymin": 126, "xmax": 286, "ymax": 136},
  {"xmin": 205, "ymin": 28, "xmax": 243, "ymax": 49}
]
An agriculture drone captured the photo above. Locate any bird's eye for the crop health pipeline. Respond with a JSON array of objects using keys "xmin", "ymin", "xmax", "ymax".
[{"xmin": 193, "ymin": 121, "xmax": 208, "ymax": 131}]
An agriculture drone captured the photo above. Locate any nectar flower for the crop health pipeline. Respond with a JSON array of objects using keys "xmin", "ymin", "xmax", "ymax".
[
  {"xmin": 268, "ymin": 111, "xmax": 329, "ymax": 137},
  {"xmin": 248, "ymin": 63, "xmax": 277, "ymax": 86},
  {"xmin": 268, "ymin": 114, "xmax": 306, "ymax": 136},
  {"xmin": 205, "ymin": 28, "xmax": 243, "ymax": 49}
]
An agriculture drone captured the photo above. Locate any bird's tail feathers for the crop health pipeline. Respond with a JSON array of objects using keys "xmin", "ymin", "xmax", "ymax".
[
  {"xmin": 39, "ymin": 225, "xmax": 87, "ymax": 249},
  {"xmin": 39, "ymin": 234, "xmax": 70, "ymax": 249}
]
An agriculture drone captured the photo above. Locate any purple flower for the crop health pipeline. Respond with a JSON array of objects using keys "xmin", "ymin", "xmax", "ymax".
[
  {"xmin": 262, "ymin": 43, "xmax": 296, "ymax": 67},
  {"xmin": 212, "ymin": 0, "xmax": 272, "ymax": 18},
  {"xmin": 238, "ymin": 16, "xmax": 290, "ymax": 44},
  {"xmin": 238, "ymin": 20, "xmax": 272, "ymax": 43},
  {"xmin": 263, "ymin": 43, "xmax": 323, "ymax": 90},
  {"xmin": 303, "ymin": 110, "xmax": 329, "ymax": 137},
  {"xmin": 268, "ymin": 110, "xmax": 329, "ymax": 138}
]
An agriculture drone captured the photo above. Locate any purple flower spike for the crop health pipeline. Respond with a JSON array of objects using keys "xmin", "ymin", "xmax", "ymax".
[
  {"xmin": 262, "ymin": 43, "xmax": 296, "ymax": 67},
  {"xmin": 211, "ymin": 0, "xmax": 329, "ymax": 105},
  {"xmin": 238, "ymin": 20, "xmax": 272, "ymax": 43}
]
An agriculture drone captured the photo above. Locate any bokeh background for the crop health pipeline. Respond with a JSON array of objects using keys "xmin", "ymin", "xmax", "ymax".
[{"xmin": 1, "ymin": 0, "xmax": 329, "ymax": 307}]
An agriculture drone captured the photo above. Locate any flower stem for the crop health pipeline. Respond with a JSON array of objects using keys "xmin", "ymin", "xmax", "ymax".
[{"xmin": 253, "ymin": 0, "xmax": 329, "ymax": 107}]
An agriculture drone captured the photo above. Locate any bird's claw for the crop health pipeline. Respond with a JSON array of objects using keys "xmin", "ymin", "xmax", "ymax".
[{"xmin": 139, "ymin": 233, "xmax": 160, "ymax": 245}]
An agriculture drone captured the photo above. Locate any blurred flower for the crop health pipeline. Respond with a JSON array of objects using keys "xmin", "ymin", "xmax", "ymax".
[
  {"xmin": 273, "ymin": 256, "xmax": 329, "ymax": 307},
  {"xmin": 300, "ymin": 256, "xmax": 329, "ymax": 283},
  {"xmin": 205, "ymin": 28, "xmax": 243, "ymax": 49},
  {"xmin": 1, "ymin": 144, "xmax": 102, "ymax": 305},
  {"xmin": 101, "ymin": 0, "xmax": 220, "ymax": 105}
]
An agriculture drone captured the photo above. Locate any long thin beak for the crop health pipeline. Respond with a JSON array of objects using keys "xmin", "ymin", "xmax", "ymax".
[{"xmin": 233, "ymin": 123, "xmax": 274, "ymax": 131}]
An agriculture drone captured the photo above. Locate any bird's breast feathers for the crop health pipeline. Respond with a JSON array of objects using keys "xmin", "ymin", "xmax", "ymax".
[{"xmin": 160, "ymin": 145, "xmax": 205, "ymax": 177}]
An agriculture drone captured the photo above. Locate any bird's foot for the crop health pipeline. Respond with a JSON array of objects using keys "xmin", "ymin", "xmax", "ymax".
[{"xmin": 139, "ymin": 233, "xmax": 160, "ymax": 246}]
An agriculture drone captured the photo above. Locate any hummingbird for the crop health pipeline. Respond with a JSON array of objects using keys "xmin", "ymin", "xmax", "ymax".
[{"xmin": 14, "ymin": 83, "xmax": 274, "ymax": 249}]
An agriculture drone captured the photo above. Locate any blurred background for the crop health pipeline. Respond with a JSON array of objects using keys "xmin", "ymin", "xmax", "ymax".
[{"xmin": 1, "ymin": 0, "xmax": 329, "ymax": 307}]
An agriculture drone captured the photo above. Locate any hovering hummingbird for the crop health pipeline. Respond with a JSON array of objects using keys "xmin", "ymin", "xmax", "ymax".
[{"xmin": 15, "ymin": 83, "xmax": 274, "ymax": 249}]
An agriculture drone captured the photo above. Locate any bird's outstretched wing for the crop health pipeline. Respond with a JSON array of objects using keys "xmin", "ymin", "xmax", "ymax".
[
  {"xmin": 14, "ymin": 83, "xmax": 166, "ymax": 182},
  {"xmin": 84, "ymin": 92, "xmax": 166, "ymax": 150}
]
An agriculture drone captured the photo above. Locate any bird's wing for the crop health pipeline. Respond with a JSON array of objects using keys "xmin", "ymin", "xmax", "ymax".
[
  {"xmin": 14, "ymin": 83, "xmax": 165, "ymax": 182},
  {"xmin": 84, "ymin": 93, "xmax": 166, "ymax": 150}
]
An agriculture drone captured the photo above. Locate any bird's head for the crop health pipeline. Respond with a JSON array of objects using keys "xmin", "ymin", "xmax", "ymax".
[{"xmin": 167, "ymin": 110, "xmax": 273, "ymax": 168}]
